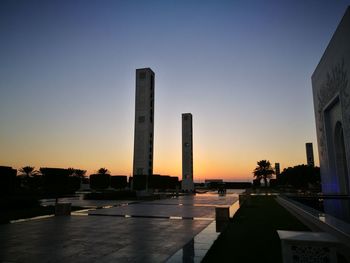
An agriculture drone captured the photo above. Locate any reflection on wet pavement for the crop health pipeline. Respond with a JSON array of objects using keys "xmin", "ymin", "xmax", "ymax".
[{"xmin": 1, "ymin": 192, "xmax": 241, "ymax": 262}]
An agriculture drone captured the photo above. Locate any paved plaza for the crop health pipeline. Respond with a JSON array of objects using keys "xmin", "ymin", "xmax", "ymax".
[
  {"xmin": 0, "ymin": 193, "xmax": 239, "ymax": 263},
  {"xmin": 89, "ymin": 194, "xmax": 237, "ymax": 219}
]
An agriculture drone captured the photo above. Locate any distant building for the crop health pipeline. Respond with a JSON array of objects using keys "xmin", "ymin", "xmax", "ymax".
[
  {"xmin": 182, "ymin": 113, "xmax": 194, "ymax": 192},
  {"xmin": 110, "ymin": 175, "xmax": 128, "ymax": 189},
  {"xmin": 132, "ymin": 68, "xmax": 155, "ymax": 190},
  {"xmin": 40, "ymin": 167, "xmax": 81, "ymax": 194},
  {"xmin": 305, "ymin": 143, "xmax": 315, "ymax": 167},
  {"xmin": 90, "ymin": 173, "xmax": 110, "ymax": 189},
  {"xmin": 150, "ymin": 174, "xmax": 179, "ymax": 190},
  {"xmin": 204, "ymin": 179, "xmax": 224, "ymax": 189},
  {"xmin": 0, "ymin": 166, "xmax": 17, "ymax": 194},
  {"xmin": 275, "ymin": 163, "xmax": 280, "ymax": 176},
  {"xmin": 312, "ymin": 7, "xmax": 350, "ymax": 195},
  {"xmin": 204, "ymin": 179, "xmax": 223, "ymax": 183}
]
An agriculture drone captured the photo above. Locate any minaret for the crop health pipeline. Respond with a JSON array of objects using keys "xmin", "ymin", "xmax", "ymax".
[
  {"xmin": 132, "ymin": 68, "xmax": 155, "ymax": 190},
  {"xmin": 305, "ymin": 143, "xmax": 314, "ymax": 167},
  {"xmin": 275, "ymin": 163, "xmax": 280, "ymax": 176},
  {"xmin": 182, "ymin": 113, "xmax": 194, "ymax": 192}
]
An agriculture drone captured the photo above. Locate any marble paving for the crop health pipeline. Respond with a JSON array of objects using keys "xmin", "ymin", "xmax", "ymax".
[
  {"xmin": 89, "ymin": 194, "xmax": 237, "ymax": 219},
  {"xmin": 0, "ymin": 193, "xmax": 239, "ymax": 263}
]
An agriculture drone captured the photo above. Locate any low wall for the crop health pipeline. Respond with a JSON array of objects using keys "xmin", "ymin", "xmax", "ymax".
[{"xmin": 276, "ymin": 196, "xmax": 350, "ymax": 260}]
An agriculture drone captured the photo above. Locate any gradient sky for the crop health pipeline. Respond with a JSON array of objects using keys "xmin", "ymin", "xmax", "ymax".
[{"xmin": 1, "ymin": 0, "xmax": 350, "ymax": 181}]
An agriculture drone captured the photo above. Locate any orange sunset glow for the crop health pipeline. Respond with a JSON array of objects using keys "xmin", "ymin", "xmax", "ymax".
[{"xmin": 1, "ymin": 0, "xmax": 332, "ymax": 182}]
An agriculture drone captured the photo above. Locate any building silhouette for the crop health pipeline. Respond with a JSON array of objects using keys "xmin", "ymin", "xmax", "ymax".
[
  {"xmin": 305, "ymin": 143, "xmax": 315, "ymax": 167},
  {"xmin": 132, "ymin": 68, "xmax": 155, "ymax": 190},
  {"xmin": 182, "ymin": 113, "xmax": 194, "ymax": 191},
  {"xmin": 275, "ymin": 163, "xmax": 280, "ymax": 176},
  {"xmin": 0, "ymin": 166, "xmax": 17, "ymax": 195}
]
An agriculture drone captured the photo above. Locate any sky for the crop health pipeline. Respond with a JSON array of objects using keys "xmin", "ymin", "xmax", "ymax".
[{"xmin": 1, "ymin": 0, "xmax": 350, "ymax": 181}]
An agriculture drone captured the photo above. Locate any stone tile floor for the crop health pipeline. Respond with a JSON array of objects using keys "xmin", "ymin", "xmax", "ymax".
[
  {"xmin": 89, "ymin": 203, "xmax": 216, "ymax": 219},
  {"xmin": 89, "ymin": 193, "xmax": 238, "ymax": 219},
  {"xmin": 0, "ymin": 216, "xmax": 210, "ymax": 263},
  {"xmin": 40, "ymin": 197, "xmax": 133, "ymax": 208},
  {"xmin": 0, "ymin": 193, "xmax": 239, "ymax": 263}
]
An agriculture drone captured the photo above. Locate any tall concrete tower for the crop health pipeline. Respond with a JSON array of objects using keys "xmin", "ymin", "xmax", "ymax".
[
  {"xmin": 305, "ymin": 143, "xmax": 314, "ymax": 167},
  {"xmin": 182, "ymin": 113, "xmax": 194, "ymax": 192},
  {"xmin": 275, "ymin": 163, "xmax": 280, "ymax": 176},
  {"xmin": 132, "ymin": 68, "xmax": 155, "ymax": 190}
]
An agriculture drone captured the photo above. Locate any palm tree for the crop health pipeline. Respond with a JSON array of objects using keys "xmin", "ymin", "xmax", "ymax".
[
  {"xmin": 253, "ymin": 160, "xmax": 275, "ymax": 187},
  {"xmin": 97, "ymin": 168, "xmax": 110, "ymax": 175},
  {"xmin": 67, "ymin": 167, "xmax": 76, "ymax": 176},
  {"xmin": 19, "ymin": 166, "xmax": 38, "ymax": 178},
  {"xmin": 66, "ymin": 168, "xmax": 86, "ymax": 178},
  {"xmin": 74, "ymin": 169, "xmax": 87, "ymax": 185},
  {"xmin": 74, "ymin": 169, "xmax": 87, "ymax": 178},
  {"xmin": 19, "ymin": 166, "xmax": 39, "ymax": 189}
]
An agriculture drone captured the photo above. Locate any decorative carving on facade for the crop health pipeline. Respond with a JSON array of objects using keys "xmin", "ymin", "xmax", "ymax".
[
  {"xmin": 290, "ymin": 245, "xmax": 332, "ymax": 263},
  {"xmin": 316, "ymin": 60, "xmax": 349, "ymax": 161}
]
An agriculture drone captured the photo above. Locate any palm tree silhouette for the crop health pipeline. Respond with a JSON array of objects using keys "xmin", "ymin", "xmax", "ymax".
[
  {"xmin": 74, "ymin": 169, "xmax": 87, "ymax": 185},
  {"xmin": 19, "ymin": 166, "xmax": 39, "ymax": 189},
  {"xmin": 253, "ymin": 160, "xmax": 274, "ymax": 187},
  {"xmin": 67, "ymin": 167, "xmax": 76, "ymax": 176},
  {"xmin": 19, "ymin": 166, "xmax": 38, "ymax": 178},
  {"xmin": 97, "ymin": 168, "xmax": 110, "ymax": 175},
  {"xmin": 74, "ymin": 169, "xmax": 87, "ymax": 178}
]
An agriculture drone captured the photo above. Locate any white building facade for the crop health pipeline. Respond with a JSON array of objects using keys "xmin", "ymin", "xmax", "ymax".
[{"xmin": 312, "ymin": 8, "xmax": 350, "ymax": 196}]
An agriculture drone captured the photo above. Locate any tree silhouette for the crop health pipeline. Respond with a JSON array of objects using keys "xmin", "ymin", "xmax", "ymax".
[
  {"xmin": 66, "ymin": 168, "xmax": 86, "ymax": 179},
  {"xmin": 67, "ymin": 167, "xmax": 76, "ymax": 176},
  {"xmin": 91, "ymin": 168, "xmax": 110, "ymax": 189},
  {"xmin": 277, "ymin": 165, "xmax": 320, "ymax": 189},
  {"xmin": 253, "ymin": 160, "xmax": 275, "ymax": 187},
  {"xmin": 97, "ymin": 168, "xmax": 110, "ymax": 175},
  {"xmin": 19, "ymin": 166, "xmax": 39, "ymax": 178},
  {"xmin": 65, "ymin": 168, "xmax": 87, "ymax": 188},
  {"xmin": 18, "ymin": 166, "xmax": 40, "ymax": 189},
  {"xmin": 74, "ymin": 169, "xmax": 87, "ymax": 185},
  {"xmin": 74, "ymin": 169, "xmax": 87, "ymax": 178}
]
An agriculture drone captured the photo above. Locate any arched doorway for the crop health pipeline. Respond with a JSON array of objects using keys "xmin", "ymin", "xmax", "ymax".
[{"xmin": 334, "ymin": 121, "xmax": 350, "ymax": 194}]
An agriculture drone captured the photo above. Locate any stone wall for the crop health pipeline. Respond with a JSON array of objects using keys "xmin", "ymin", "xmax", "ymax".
[{"xmin": 312, "ymin": 7, "xmax": 350, "ymax": 195}]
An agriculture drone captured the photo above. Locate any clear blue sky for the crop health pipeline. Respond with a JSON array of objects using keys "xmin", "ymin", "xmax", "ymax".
[{"xmin": 1, "ymin": 0, "xmax": 349, "ymax": 180}]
